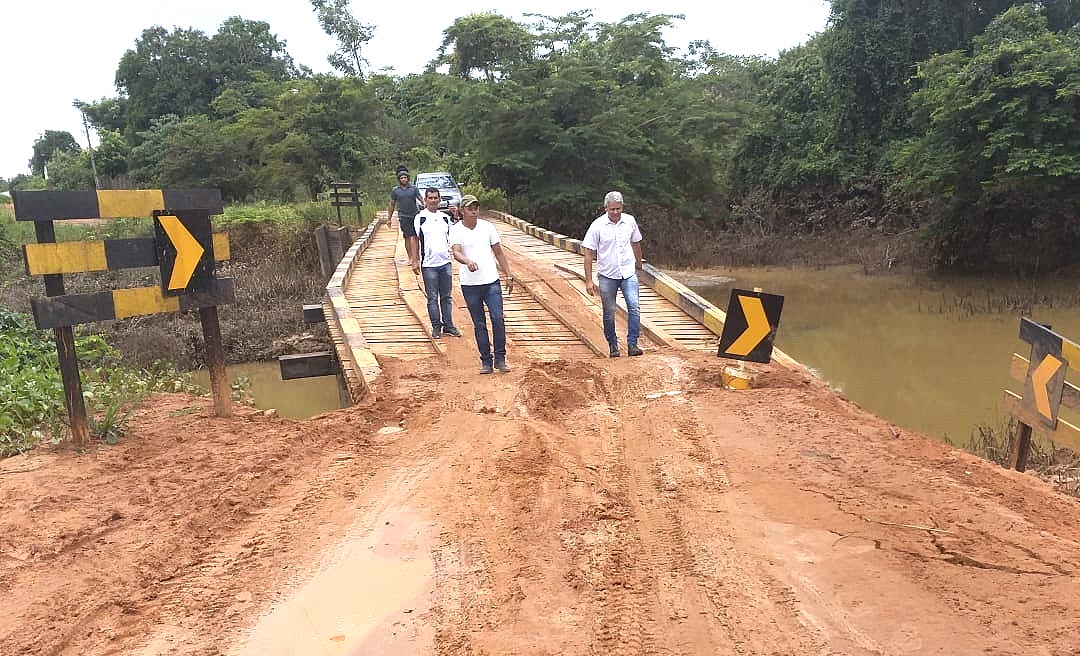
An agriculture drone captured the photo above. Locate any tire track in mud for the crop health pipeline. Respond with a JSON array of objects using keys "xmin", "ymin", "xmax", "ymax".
[{"xmin": 626, "ymin": 370, "xmax": 824, "ymax": 655}]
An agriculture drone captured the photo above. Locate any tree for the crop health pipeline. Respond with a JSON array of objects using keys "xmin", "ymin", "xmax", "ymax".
[
  {"xmin": 94, "ymin": 130, "xmax": 130, "ymax": 178},
  {"xmin": 29, "ymin": 131, "xmax": 80, "ymax": 176},
  {"xmin": 437, "ymin": 13, "xmax": 535, "ymax": 81},
  {"xmin": 45, "ymin": 150, "xmax": 95, "ymax": 190},
  {"xmin": 894, "ymin": 4, "xmax": 1080, "ymax": 270},
  {"xmin": 79, "ymin": 97, "xmax": 128, "ymax": 134},
  {"xmin": 208, "ymin": 17, "xmax": 299, "ymax": 87},
  {"xmin": 116, "ymin": 26, "xmax": 215, "ymax": 132},
  {"xmin": 115, "ymin": 19, "xmax": 299, "ymax": 133},
  {"xmin": 309, "ymin": 0, "xmax": 375, "ymax": 78}
]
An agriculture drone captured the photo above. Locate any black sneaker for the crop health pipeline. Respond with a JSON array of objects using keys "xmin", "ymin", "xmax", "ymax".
[
  {"xmin": 479, "ymin": 364, "xmax": 494, "ymax": 374},
  {"xmin": 494, "ymin": 359, "xmax": 511, "ymax": 373},
  {"xmin": 431, "ymin": 327, "xmax": 442, "ymax": 339},
  {"xmin": 628, "ymin": 345, "xmax": 644, "ymax": 356},
  {"xmin": 443, "ymin": 326, "xmax": 462, "ymax": 337},
  {"xmin": 609, "ymin": 347, "xmax": 620, "ymax": 358}
]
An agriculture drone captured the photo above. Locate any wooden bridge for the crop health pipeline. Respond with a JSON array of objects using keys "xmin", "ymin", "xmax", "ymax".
[{"xmin": 322, "ymin": 211, "xmax": 784, "ymax": 402}]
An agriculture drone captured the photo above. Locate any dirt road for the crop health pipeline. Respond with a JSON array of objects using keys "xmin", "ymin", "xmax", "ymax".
[{"xmin": 3, "ymin": 335, "xmax": 1080, "ymax": 654}]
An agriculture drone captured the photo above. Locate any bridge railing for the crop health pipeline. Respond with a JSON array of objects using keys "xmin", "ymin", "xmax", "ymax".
[
  {"xmin": 323, "ymin": 218, "xmax": 382, "ymax": 402},
  {"xmin": 488, "ymin": 210, "xmax": 805, "ymax": 371}
]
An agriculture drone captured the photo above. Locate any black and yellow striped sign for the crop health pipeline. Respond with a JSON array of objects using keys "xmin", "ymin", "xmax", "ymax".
[
  {"xmin": 24, "ymin": 233, "xmax": 229, "ymax": 276},
  {"xmin": 31, "ymin": 278, "xmax": 236, "ymax": 329},
  {"xmin": 19, "ymin": 188, "xmax": 233, "ymax": 328},
  {"xmin": 12, "ymin": 189, "xmax": 223, "ymax": 221}
]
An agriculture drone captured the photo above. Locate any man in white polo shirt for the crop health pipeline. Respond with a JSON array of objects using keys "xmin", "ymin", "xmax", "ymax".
[
  {"xmin": 583, "ymin": 190, "xmax": 644, "ymax": 357},
  {"xmin": 412, "ymin": 187, "xmax": 462, "ymax": 339},
  {"xmin": 449, "ymin": 195, "xmax": 515, "ymax": 374}
]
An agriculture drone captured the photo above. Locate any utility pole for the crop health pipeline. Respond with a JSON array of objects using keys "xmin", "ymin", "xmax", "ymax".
[{"xmin": 73, "ymin": 100, "xmax": 100, "ymax": 189}]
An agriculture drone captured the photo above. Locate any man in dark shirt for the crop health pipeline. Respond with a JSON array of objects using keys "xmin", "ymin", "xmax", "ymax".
[{"xmin": 387, "ymin": 167, "xmax": 422, "ymax": 265}]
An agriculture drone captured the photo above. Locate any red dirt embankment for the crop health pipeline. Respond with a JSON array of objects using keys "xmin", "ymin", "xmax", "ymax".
[{"xmin": 2, "ymin": 344, "xmax": 1080, "ymax": 655}]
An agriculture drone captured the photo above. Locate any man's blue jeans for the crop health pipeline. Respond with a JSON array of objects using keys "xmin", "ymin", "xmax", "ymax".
[
  {"xmin": 597, "ymin": 273, "xmax": 641, "ymax": 350},
  {"xmin": 422, "ymin": 263, "xmax": 454, "ymax": 330},
  {"xmin": 461, "ymin": 281, "xmax": 506, "ymax": 366}
]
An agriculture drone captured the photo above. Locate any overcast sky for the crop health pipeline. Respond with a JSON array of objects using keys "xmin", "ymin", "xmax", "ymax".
[{"xmin": 0, "ymin": 1, "xmax": 831, "ymax": 179}]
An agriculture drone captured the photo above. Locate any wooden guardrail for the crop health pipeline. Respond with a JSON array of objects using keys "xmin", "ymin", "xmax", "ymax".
[
  {"xmin": 322, "ymin": 218, "xmax": 381, "ymax": 403},
  {"xmin": 1003, "ymin": 317, "xmax": 1080, "ymax": 471}
]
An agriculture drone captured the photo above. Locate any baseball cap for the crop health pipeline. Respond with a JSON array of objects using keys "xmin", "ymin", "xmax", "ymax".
[{"xmin": 460, "ymin": 195, "xmax": 479, "ymax": 207}]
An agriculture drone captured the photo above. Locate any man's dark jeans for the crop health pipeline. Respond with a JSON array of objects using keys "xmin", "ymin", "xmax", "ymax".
[
  {"xmin": 422, "ymin": 263, "xmax": 454, "ymax": 330},
  {"xmin": 461, "ymin": 280, "xmax": 506, "ymax": 366}
]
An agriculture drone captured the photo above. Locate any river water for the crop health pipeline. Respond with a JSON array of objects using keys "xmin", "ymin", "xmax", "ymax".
[
  {"xmin": 192, "ymin": 361, "xmax": 343, "ymax": 419},
  {"xmin": 679, "ymin": 265, "xmax": 1080, "ymax": 445}
]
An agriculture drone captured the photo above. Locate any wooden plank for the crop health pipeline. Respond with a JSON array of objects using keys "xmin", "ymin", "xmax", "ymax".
[
  {"xmin": 279, "ymin": 352, "xmax": 337, "ymax": 379},
  {"xmin": 25, "ymin": 240, "xmax": 108, "ymax": 275},
  {"xmin": 14, "ymin": 190, "xmax": 97, "ymax": 221},
  {"xmin": 30, "ymin": 278, "xmax": 236, "ymax": 328},
  {"xmin": 114, "ymin": 287, "xmax": 181, "ymax": 318},
  {"xmin": 34, "ymin": 220, "xmax": 89, "ymax": 448},
  {"xmin": 98, "ymin": 190, "xmax": 167, "ymax": 218},
  {"xmin": 13, "ymin": 189, "xmax": 223, "ymax": 221},
  {"xmin": 303, "ymin": 304, "xmax": 326, "ymax": 324}
]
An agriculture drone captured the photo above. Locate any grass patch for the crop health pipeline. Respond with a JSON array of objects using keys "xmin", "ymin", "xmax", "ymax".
[{"xmin": 0, "ymin": 310, "xmax": 200, "ymax": 457}]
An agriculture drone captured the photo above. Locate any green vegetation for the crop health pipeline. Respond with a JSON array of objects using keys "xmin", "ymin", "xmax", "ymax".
[
  {"xmin": 7, "ymin": 2, "xmax": 1080, "ymax": 272},
  {"xmin": 0, "ymin": 310, "xmax": 199, "ymax": 457}
]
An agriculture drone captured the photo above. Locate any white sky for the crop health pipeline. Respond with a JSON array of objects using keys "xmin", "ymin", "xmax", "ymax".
[{"xmin": 0, "ymin": 1, "xmax": 830, "ymax": 179}]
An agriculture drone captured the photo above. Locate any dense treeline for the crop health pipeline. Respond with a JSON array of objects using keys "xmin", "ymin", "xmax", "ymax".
[{"xmin": 6, "ymin": 1, "xmax": 1080, "ymax": 271}]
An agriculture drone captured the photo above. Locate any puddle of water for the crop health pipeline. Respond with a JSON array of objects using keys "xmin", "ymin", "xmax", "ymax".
[
  {"xmin": 231, "ymin": 508, "xmax": 436, "ymax": 656},
  {"xmin": 191, "ymin": 361, "xmax": 343, "ymax": 419}
]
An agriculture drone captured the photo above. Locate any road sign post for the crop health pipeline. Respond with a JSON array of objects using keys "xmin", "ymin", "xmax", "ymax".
[
  {"xmin": 330, "ymin": 182, "xmax": 361, "ymax": 226},
  {"xmin": 33, "ymin": 220, "xmax": 90, "ymax": 447},
  {"xmin": 13, "ymin": 189, "xmax": 237, "ymax": 439},
  {"xmin": 1003, "ymin": 317, "xmax": 1080, "ymax": 471}
]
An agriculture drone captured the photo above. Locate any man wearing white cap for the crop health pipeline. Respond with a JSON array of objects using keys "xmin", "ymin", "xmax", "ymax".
[{"xmin": 449, "ymin": 195, "xmax": 515, "ymax": 374}]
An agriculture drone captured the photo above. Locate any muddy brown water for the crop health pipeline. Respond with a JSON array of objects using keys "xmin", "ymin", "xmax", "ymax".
[
  {"xmin": 192, "ymin": 361, "xmax": 343, "ymax": 419},
  {"xmin": 680, "ymin": 265, "xmax": 1080, "ymax": 445}
]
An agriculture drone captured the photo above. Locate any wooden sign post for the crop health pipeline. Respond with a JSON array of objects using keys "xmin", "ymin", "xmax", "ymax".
[
  {"xmin": 330, "ymin": 182, "xmax": 361, "ymax": 226},
  {"xmin": 13, "ymin": 189, "xmax": 236, "ymax": 443},
  {"xmin": 1002, "ymin": 317, "xmax": 1080, "ymax": 471}
]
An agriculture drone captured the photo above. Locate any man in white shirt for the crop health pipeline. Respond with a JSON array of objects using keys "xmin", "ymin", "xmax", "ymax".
[
  {"xmin": 449, "ymin": 195, "xmax": 515, "ymax": 374},
  {"xmin": 583, "ymin": 190, "xmax": 644, "ymax": 357},
  {"xmin": 413, "ymin": 188, "xmax": 462, "ymax": 339}
]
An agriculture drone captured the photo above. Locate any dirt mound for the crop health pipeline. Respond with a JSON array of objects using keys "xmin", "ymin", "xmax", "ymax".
[{"xmin": 517, "ymin": 360, "xmax": 608, "ymax": 420}]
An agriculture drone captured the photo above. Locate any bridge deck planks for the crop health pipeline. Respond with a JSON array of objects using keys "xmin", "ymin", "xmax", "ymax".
[{"xmin": 493, "ymin": 221, "xmax": 717, "ymax": 352}]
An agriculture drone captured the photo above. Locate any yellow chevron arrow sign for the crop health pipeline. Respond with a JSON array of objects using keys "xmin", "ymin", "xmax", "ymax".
[
  {"xmin": 718, "ymin": 289, "xmax": 785, "ymax": 364},
  {"xmin": 726, "ymin": 296, "xmax": 770, "ymax": 356},
  {"xmin": 158, "ymin": 215, "xmax": 205, "ymax": 290},
  {"xmin": 1031, "ymin": 353, "xmax": 1065, "ymax": 421}
]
